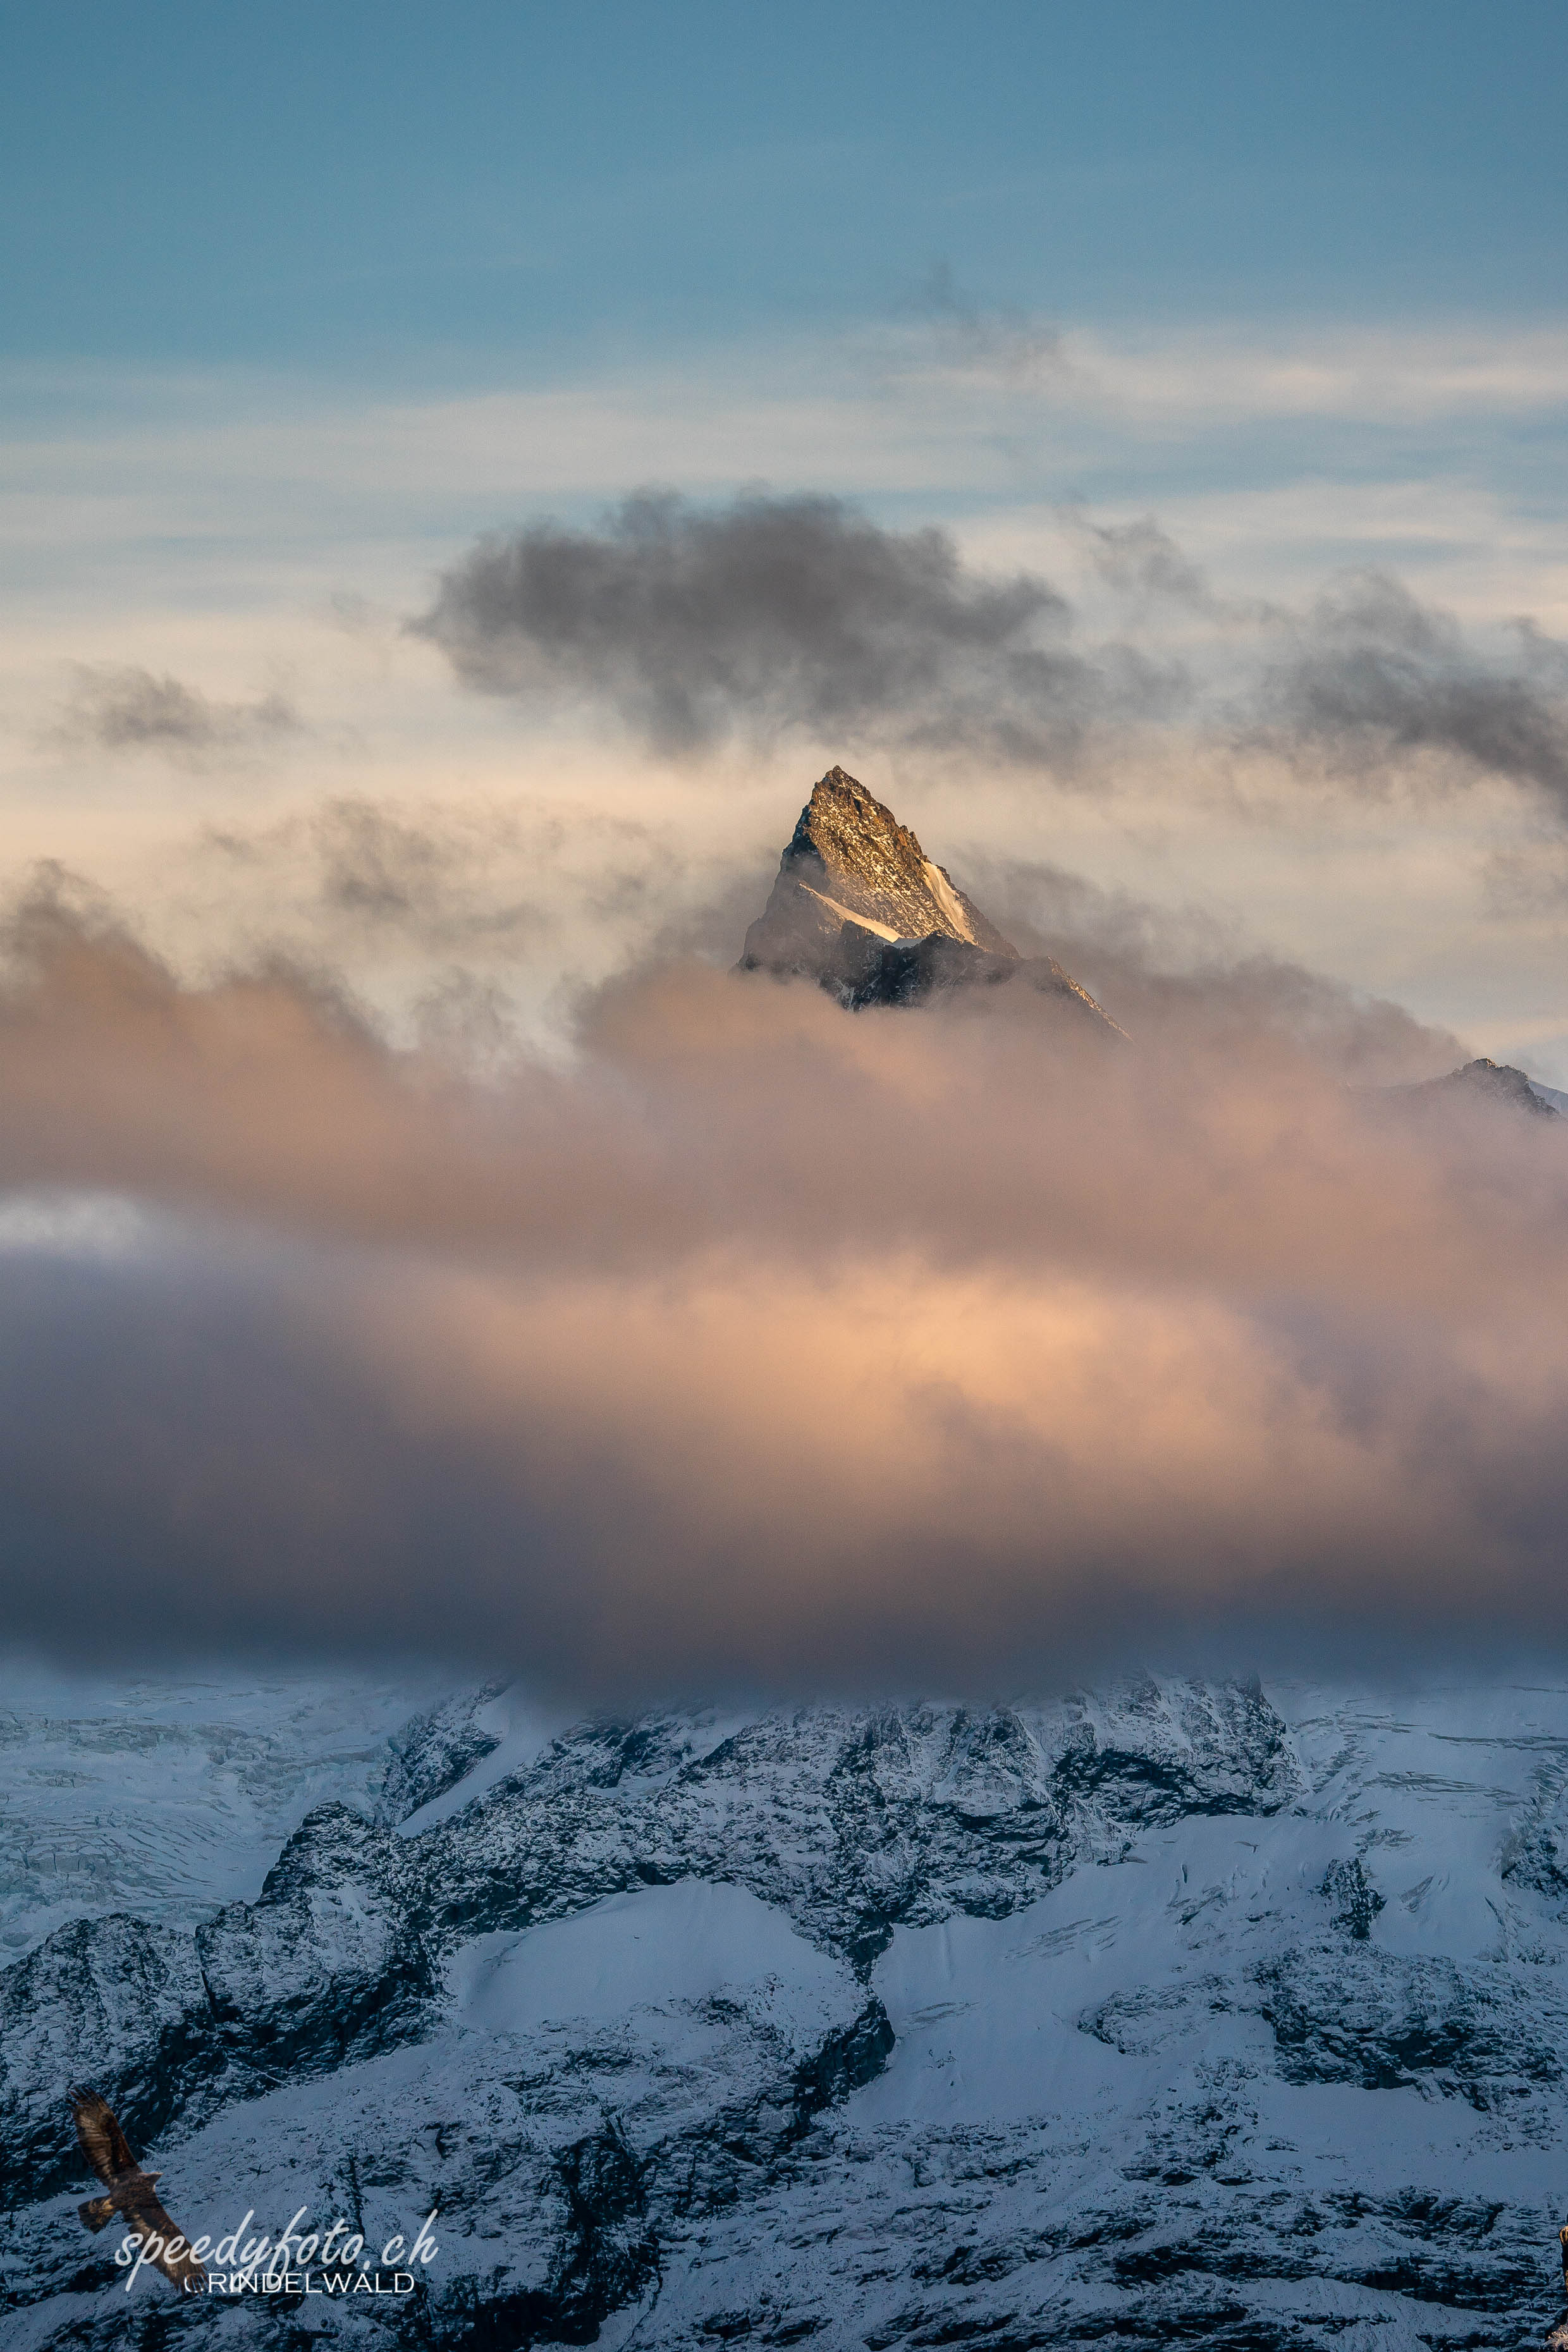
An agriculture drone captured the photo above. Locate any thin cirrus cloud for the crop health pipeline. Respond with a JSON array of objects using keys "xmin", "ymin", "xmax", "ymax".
[{"xmin": 0, "ymin": 873, "xmax": 1565, "ymax": 1697}]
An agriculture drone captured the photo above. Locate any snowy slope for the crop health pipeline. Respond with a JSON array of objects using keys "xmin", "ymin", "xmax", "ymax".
[{"xmin": 6, "ymin": 1671, "xmax": 1568, "ymax": 2348}]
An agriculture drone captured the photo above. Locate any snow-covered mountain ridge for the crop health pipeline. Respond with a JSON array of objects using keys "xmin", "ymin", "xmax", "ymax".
[{"xmin": 7, "ymin": 1669, "xmax": 1568, "ymax": 2348}]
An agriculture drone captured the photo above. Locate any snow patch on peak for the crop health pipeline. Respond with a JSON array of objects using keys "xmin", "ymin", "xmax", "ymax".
[
  {"xmin": 796, "ymin": 881, "xmax": 905, "ymax": 944},
  {"xmin": 920, "ymin": 857, "xmax": 979, "ymax": 945}
]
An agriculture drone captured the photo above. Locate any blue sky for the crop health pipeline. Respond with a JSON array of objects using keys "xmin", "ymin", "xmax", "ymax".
[{"xmin": 5, "ymin": 1, "xmax": 1567, "ymax": 372}]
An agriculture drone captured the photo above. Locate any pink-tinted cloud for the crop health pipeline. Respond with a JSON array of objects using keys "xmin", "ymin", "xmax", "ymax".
[{"xmin": 0, "ymin": 886, "xmax": 1564, "ymax": 1696}]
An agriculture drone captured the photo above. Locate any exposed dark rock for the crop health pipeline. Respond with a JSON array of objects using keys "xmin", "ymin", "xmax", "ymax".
[
  {"xmin": 848, "ymin": 931, "xmax": 1116, "ymax": 1020},
  {"xmin": 195, "ymin": 1803, "xmax": 434, "ymax": 2076},
  {"xmin": 16, "ymin": 1676, "xmax": 1568, "ymax": 2350},
  {"xmin": 0, "ymin": 1681, "xmax": 1290, "ymax": 2226},
  {"xmin": 1256, "ymin": 1944, "xmax": 1568, "ymax": 2103},
  {"xmin": 1321, "ymin": 1857, "xmax": 1385, "ymax": 1939},
  {"xmin": 376, "ymin": 1684, "xmax": 509, "ymax": 1826},
  {"xmin": 416, "ymin": 1684, "xmax": 1295, "ymax": 1968},
  {"xmin": 0, "ymin": 1913, "xmax": 212, "ymax": 2202}
]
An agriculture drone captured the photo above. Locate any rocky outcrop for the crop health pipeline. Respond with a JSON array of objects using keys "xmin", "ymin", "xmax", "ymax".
[
  {"xmin": 0, "ymin": 1913, "xmax": 212, "ymax": 2203},
  {"xmin": 0, "ymin": 1682, "xmax": 1290, "ymax": 2262},
  {"xmin": 195, "ymin": 1804, "xmax": 433, "ymax": 2076},
  {"xmin": 740, "ymin": 766, "xmax": 1120, "ymax": 1029},
  {"xmin": 374, "ymin": 1684, "xmax": 508, "ymax": 1826},
  {"xmin": 417, "ymin": 1681, "xmax": 1297, "ymax": 1968},
  {"xmin": 1256, "ymin": 1944, "xmax": 1568, "ymax": 2104}
]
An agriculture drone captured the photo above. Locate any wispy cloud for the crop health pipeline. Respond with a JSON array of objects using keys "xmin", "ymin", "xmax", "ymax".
[
  {"xmin": 906, "ymin": 261, "xmax": 1067, "ymax": 386},
  {"xmin": 56, "ymin": 663, "xmax": 300, "ymax": 759},
  {"xmin": 1255, "ymin": 572, "xmax": 1568, "ymax": 810}
]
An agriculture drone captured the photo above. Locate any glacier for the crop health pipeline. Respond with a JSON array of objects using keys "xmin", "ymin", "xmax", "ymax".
[{"xmin": 5, "ymin": 1663, "xmax": 1568, "ymax": 2348}]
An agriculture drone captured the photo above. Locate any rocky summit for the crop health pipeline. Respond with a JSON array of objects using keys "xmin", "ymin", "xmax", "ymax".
[{"xmin": 740, "ymin": 766, "xmax": 1122, "ymax": 1028}]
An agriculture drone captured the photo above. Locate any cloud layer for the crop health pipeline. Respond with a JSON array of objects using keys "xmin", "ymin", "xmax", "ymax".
[
  {"xmin": 419, "ymin": 494, "xmax": 1568, "ymax": 824},
  {"xmin": 1, "ymin": 877, "xmax": 1564, "ymax": 1698}
]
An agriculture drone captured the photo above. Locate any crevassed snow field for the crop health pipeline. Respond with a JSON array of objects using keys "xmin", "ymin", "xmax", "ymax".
[{"xmin": 0, "ymin": 1658, "xmax": 445, "ymax": 1956}]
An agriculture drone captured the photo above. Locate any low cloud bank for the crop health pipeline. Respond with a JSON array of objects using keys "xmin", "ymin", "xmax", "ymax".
[{"xmin": 0, "ymin": 883, "xmax": 1565, "ymax": 1698}]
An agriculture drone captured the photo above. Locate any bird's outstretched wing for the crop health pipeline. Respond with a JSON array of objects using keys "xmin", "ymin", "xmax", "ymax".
[
  {"xmin": 66, "ymin": 2087, "xmax": 207, "ymax": 2291},
  {"xmin": 119, "ymin": 2183, "xmax": 207, "ymax": 2289},
  {"xmin": 68, "ymin": 2086, "xmax": 137, "ymax": 2186}
]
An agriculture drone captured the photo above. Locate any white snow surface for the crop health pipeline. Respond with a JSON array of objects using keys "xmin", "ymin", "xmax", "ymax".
[
  {"xmin": 797, "ymin": 882, "xmax": 906, "ymax": 943},
  {"xmin": 919, "ymin": 859, "xmax": 979, "ymax": 944},
  {"xmin": 449, "ymin": 1880, "xmax": 854, "ymax": 2038}
]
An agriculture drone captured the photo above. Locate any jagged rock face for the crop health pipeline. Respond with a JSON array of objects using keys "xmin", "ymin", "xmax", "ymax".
[
  {"xmin": 747, "ymin": 765, "xmax": 1015, "ymax": 964},
  {"xmin": 741, "ymin": 766, "xmax": 1120, "ymax": 1028},
  {"xmin": 10, "ymin": 1674, "xmax": 1568, "ymax": 2349},
  {"xmin": 415, "ymin": 1681, "xmax": 1297, "ymax": 1968},
  {"xmin": 374, "ymin": 1684, "xmax": 508, "ymax": 1827}
]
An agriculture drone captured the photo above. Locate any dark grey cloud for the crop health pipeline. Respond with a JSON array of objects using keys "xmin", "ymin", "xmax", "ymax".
[
  {"xmin": 1067, "ymin": 522, "xmax": 1568, "ymax": 810},
  {"xmin": 1259, "ymin": 572, "xmax": 1568, "ymax": 808},
  {"xmin": 59, "ymin": 663, "xmax": 300, "ymax": 757},
  {"xmin": 421, "ymin": 493, "xmax": 1568, "ymax": 808},
  {"xmin": 415, "ymin": 491, "xmax": 1144, "ymax": 761}
]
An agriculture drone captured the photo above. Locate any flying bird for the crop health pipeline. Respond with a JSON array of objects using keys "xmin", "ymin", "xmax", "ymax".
[{"xmin": 68, "ymin": 2086, "xmax": 207, "ymax": 2290}]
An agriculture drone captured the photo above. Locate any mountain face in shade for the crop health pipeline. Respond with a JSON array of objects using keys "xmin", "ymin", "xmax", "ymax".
[
  {"xmin": 11, "ymin": 1667, "xmax": 1568, "ymax": 2348},
  {"xmin": 740, "ymin": 766, "xmax": 1121, "ymax": 1029}
]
